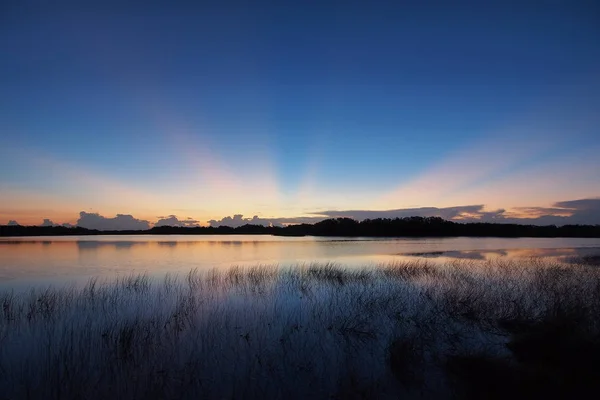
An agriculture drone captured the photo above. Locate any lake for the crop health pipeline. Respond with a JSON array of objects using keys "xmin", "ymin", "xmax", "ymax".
[
  {"xmin": 1, "ymin": 235, "xmax": 600, "ymax": 288},
  {"xmin": 3, "ymin": 235, "xmax": 600, "ymax": 398}
]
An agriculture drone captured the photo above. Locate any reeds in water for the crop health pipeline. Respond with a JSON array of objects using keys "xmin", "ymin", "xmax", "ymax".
[{"xmin": 1, "ymin": 258, "xmax": 600, "ymax": 399}]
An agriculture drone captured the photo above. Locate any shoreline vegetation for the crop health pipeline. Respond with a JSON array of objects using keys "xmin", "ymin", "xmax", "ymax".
[
  {"xmin": 1, "ymin": 259, "xmax": 600, "ymax": 398},
  {"xmin": 2, "ymin": 216, "xmax": 600, "ymax": 238}
]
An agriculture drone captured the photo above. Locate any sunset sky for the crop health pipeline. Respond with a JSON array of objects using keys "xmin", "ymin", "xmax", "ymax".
[{"xmin": 1, "ymin": 1, "xmax": 599, "ymax": 228}]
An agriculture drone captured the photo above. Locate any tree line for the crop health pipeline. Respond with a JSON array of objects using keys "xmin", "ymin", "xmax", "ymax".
[{"xmin": 2, "ymin": 216, "xmax": 600, "ymax": 238}]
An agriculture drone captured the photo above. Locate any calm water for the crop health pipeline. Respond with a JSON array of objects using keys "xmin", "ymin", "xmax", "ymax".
[{"xmin": 1, "ymin": 235, "xmax": 600, "ymax": 288}]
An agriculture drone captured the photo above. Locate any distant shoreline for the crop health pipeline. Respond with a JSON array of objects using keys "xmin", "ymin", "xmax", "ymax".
[{"xmin": 2, "ymin": 216, "xmax": 600, "ymax": 238}]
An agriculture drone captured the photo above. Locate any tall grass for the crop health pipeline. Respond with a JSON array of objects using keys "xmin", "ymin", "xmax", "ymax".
[{"xmin": 0, "ymin": 258, "xmax": 599, "ymax": 399}]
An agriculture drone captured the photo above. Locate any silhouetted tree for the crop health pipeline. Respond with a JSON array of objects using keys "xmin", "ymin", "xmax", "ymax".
[{"xmin": 2, "ymin": 219, "xmax": 599, "ymax": 238}]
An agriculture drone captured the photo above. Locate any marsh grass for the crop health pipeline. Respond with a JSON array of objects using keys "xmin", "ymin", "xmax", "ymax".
[{"xmin": 1, "ymin": 258, "xmax": 600, "ymax": 399}]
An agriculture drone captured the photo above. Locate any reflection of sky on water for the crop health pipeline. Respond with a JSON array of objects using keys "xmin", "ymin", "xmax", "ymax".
[
  {"xmin": 77, "ymin": 240, "xmax": 146, "ymax": 251},
  {"xmin": 157, "ymin": 241, "xmax": 178, "ymax": 248},
  {"xmin": 1, "ymin": 235, "xmax": 599, "ymax": 289},
  {"xmin": 401, "ymin": 247, "xmax": 600, "ymax": 261}
]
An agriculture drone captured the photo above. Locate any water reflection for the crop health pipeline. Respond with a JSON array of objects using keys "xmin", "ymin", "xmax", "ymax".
[
  {"xmin": 77, "ymin": 241, "xmax": 147, "ymax": 251},
  {"xmin": 0, "ymin": 235, "xmax": 599, "ymax": 288},
  {"xmin": 157, "ymin": 241, "xmax": 178, "ymax": 248},
  {"xmin": 402, "ymin": 247, "xmax": 600, "ymax": 261}
]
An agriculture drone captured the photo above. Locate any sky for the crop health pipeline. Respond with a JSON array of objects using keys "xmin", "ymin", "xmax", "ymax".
[{"xmin": 1, "ymin": 0, "xmax": 600, "ymax": 229}]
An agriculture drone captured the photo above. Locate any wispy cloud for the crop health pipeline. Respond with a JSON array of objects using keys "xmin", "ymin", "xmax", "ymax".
[
  {"xmin": 310, "ymin": 198, "xmax": 600, "ymax": 226},
  {"xmin": 309, "ymin": 205, "xmax": 505, "ymax": 222}
]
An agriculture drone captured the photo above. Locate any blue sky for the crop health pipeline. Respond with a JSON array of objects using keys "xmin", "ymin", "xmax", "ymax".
[{"xmin": 1, "ymin": 1, "xmax": 599, "ymax": 227}]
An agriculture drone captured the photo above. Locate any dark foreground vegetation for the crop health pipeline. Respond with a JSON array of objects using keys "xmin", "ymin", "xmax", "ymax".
[
  {"xmin": 2, "ymin": 216, "xmax": 600, "ymax": 237},
  {"xmin": 1, "ymin": 258, "xmax": 600, "ymax": 399}
]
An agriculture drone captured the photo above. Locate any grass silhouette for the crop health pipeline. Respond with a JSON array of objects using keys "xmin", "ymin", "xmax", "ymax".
[{"xmin": 1, "ymin": 258, "xmax": 599, "ymax": 399}]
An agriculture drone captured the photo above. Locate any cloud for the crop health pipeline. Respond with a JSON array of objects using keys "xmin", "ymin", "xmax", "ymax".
[
  {"xmin": 62, "ymin": 223, "xmax": 76, "ymax": 228},
  {"xmin": 208, "ymin": 214, "xmax": 324, "ymax": 228},
  {"xmin": 208, "ymin": 198, "xmax": 600, "ymax": 228},
  {"xmin": 522, "ymin": 198, "xmax": 600, "ymax": 225},
  {"xmin": 310, "ymin": 205, "xmax": 507, "ymax": 222},
  {"xmin": 208, "ymin": 214, "xmax": 283, "ymax": 228},
  {"xmin": 554, "ymin": 199, "xmax": 600, "ymax": 211},
  {"xmin": 7, "ymin": 220, "xmax": 20, "ymax": 226},
  {"xmin": 155, "ymin": 215, "xmax": 201, "ymax": 227},
  {"xmin": 309, "ymin": 198, "xmax": 600, "ymax": 226},
  {"xmin": 77, "ymin": 212, "xmax": 150, "ymax": 231},
  {"xmin": 5, "ymin": 197, "xmax": 600, "ymax": 230},
  {"xmin": 507, "ymin": 207, "xmax": 572, "ymax": 218}
]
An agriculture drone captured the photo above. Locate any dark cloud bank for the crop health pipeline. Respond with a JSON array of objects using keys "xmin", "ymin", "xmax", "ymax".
[
  {"xmin": 76, "ymin": 212, "xmax": 151, "ymax": 231},
  {"xmin": 18, "ymin": 198, "xmax": 600, "ymax": 231},
  {"xmin": 72, "ymin": 213, "xmax": 201, "ymax": 230},
  {"xmin": 209, "ymin": 198, "xmax": 600, "ymax": 228}
]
